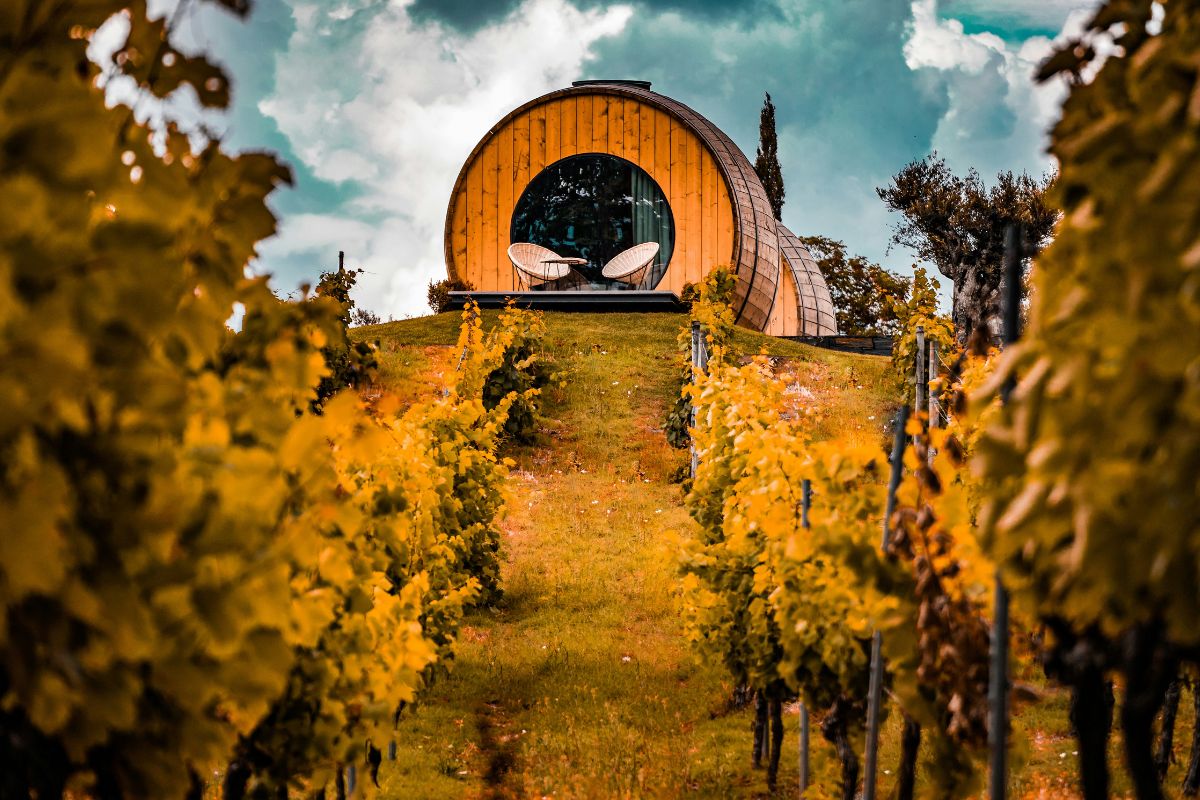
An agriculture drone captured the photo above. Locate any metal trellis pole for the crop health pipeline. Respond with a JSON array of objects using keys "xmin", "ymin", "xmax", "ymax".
[
  {"xmin": 863, "ymin": 404, "xmax": 911, "ymax": 800},
  {"xmin": 799, "ymin": 478, "xmax": 813, "ymax": 797},
  {"xmin": 988, "ymin": 223, "xmax": 1024, "ymax": 800}
]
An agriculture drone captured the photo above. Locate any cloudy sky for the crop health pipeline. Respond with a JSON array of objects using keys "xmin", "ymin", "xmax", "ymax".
[{"xmin": 145, "ymin": 0, "xmax": 1100, "ymax": 317}]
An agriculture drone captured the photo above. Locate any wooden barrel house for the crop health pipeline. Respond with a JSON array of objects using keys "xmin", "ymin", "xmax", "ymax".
[{"xmin": 443, "ymin": 80, "xmax": 837, "ymax": 336}]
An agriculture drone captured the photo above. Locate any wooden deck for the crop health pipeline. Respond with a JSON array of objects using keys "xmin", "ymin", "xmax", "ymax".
[{"xmin": 445, "ymin": 290, "xmax": 685, "ymax": 313}]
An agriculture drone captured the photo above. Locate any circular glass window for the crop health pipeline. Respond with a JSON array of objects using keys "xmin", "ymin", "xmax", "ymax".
[{"xmin": 510, "ymin": 154, "xmax": 673, "ymax": 290}]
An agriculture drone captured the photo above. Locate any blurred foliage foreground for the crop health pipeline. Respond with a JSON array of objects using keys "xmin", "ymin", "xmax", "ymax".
[{"xmin": 0, "ymin": 2, "xmax": 557, "ymax": 797}]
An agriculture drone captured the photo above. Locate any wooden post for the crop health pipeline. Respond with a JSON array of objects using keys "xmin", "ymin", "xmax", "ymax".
[
  {"xmin": 928, "ymin": 342, "xmax": 940, "ymax": 464},
  {"xmin": 864, "ymin": 405, "xmax": 911, "ymax": 800},
  {"xmin": 689, "ymin": 320, "xmax": 701, "ymax": 478},
  {"xmin": 928, "ymin": 342, "xmax": 940, "ymax": 430},
  {"xmin": 989, "ymin": 224, "xmax": 1024, "ymax": 800},
  {"xmin": 799, "ymin": 478, "xmax": 813, "ymax": 796},
  {"xmin": 915, "ymin": 325, "xmax": 926, "ymax": 414}
]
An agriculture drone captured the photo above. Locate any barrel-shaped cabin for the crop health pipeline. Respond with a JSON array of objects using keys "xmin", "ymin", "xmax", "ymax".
[{"xmin": 443, "ymin": 80, "xmax": 836, "ymax": 336}]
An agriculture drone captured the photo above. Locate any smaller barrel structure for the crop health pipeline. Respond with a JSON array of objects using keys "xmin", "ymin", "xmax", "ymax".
[{"xmin": 443, "ymin": 80, "xmax": 838, "ymax": 336}]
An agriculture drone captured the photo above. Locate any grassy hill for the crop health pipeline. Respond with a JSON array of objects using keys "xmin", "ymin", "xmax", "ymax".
[
  {"xmin": 351, "ymin": 310, "xmax": 1188, "ymax": 799},
  {"xmin": 353, "ymin": 311, "xmax": 895, "ymax": 798}
]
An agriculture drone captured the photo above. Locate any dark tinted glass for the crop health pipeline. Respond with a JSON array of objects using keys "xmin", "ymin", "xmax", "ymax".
[{"xmin": 510, "ymin": 154, "xmax": 673, "ymax": 290}]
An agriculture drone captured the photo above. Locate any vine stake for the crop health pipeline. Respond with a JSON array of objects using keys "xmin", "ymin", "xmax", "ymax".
[
  {"xmin": 799, "ymin": 478, "xmax": 813, "ymax": 796},
  {"xmin": 988, "ymin": 223, "xmax": 1024, "ymax": 800},
  {"xmin": 863, "ymin": 404, "xmax": 911, "ymax": 800}
]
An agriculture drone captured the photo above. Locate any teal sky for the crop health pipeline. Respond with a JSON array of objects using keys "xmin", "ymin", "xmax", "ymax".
[{"xmin": 132, "ymin": 0, "xmax": 1099, "ymax": 317}]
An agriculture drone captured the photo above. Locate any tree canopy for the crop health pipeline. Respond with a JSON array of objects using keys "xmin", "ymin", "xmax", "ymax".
[
  {"xmin": 754, "ymin": 93, "xmax": 785, "ymax": 221},
  {"xmin": 800, "ymin": 236, "xmax": 909, "ymax": 336},
  {"xmin": 877, "ymin": 155, "xmax": 1056, "ymax": 343}
]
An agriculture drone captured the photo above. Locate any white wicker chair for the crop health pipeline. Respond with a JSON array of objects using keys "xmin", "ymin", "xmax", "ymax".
[
  {"xmin": 601, "ymin": 242, "xmax": 660, "ymax": 288},
  {"xmin": 507, "ymin": 243, "xmax": 574, "ymax": 290}
]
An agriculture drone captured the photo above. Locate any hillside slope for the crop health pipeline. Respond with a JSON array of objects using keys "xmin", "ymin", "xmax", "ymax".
[
  {"xmin": 353, "ymin": 310, "xmax": 1195, "ymax": 799},
  {"xmin": 355, "ymin": 311, "xmax": 892, "ymax": 798}
]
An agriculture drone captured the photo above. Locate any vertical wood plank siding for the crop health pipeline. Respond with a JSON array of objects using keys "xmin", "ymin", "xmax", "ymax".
[
  {"xmin": 777, "ymin": 223, "xmax": 839, "ymax": 336},
  {"xmin": 765, "ymin": 259, "xmax": 802, "ymax": 337},
  {"xmin": 445, "ymin": 85, "xmax": 785, "ymax": 330}
]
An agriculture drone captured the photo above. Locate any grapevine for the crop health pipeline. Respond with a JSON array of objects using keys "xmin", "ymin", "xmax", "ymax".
[
  {"xmin": 975, "ymin": 2, "xmax": 1200, "ymax": 797},
  {"xmin": 0, "ymin": 6, "xmax": 544, "ymax": 796}
]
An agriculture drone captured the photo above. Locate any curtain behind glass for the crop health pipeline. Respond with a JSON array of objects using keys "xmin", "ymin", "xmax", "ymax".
[{"xmin": 631, "ymin": 171, "xmax": 672, "ymax": 289}]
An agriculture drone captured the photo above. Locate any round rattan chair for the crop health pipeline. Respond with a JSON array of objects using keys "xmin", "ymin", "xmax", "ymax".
[
  {"xmin": 601, "ymin": 242, "xmax": 660, "ymax": 288},
  {"xmin": 507, "ymin": 243, "xmax": 574, "ymax": 290}
]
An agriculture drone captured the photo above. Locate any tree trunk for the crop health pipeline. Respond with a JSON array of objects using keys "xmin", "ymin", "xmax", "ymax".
[
  {"xmin": 223, "ymin": 758, "xmax": 252, "ymax": 800},
  {"xmin": 821, "ymin": 698, "xmax": 860, "ymax": 800},
  {"xmin": 1070, "ymin": 666, "xmax": 1113, "ymax": 800},
  {"xmin": 1120, "ymin": 625, "xmax": 1176, "ymax": 800},
  {"xmin": 1183, "ymin": 685, "xmax": 1200, "ymax": 796},
  {"xmin": 1157, "ymin": 675, "xmax": 1183, "ymax": 781},
  {"xmin": 896, "ymin": 715, "xmax": 921, "ymax": 800},
  {"xmin": 0, "ymin": 707, "xmax": 70, "ymax": 800},
  {"xmin": 186, "ymin": 769, "xmax": 205, "ymax": 800},
  {"xmin": 767, "ymin": 698, "xmax": 784, "ymax": 793},
  {"xmin": 951, "ymin": 264, "xmax": 1003, "ymax": 346},
  {"xmin": 952, "ymin": 269, "xmax": 976, "ymax": 346},
  {"xmin": 753, "ymin": 690, "xmax": 768, "ymax": 768},
  {"xmin": 1126, "ymin": 691, "xmax": 1167, "ymax": 800},
  {"xmin": 335, "ymin": 767, "xmax": 347, "ymax": 800},
  {"xmin": 368, "ymin": 744, "xmax": 382, "ymax": 788},
  {"xmin": 88, "ymin": 749, "xmax": 123, "ymax": 800}
]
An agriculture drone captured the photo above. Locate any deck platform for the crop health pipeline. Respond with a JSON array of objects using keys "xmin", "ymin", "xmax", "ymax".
[{"xmin": 446, "ymin": 291, "xmax": 686, "ymax": 313}]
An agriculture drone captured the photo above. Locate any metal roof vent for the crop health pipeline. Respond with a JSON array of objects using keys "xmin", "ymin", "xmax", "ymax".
[{"xmin": 571, "ymin": 80, "xmax": 652, "ymax": 90}]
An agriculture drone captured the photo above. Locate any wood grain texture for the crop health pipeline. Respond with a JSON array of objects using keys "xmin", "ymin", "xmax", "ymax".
[
  {"xmin": 764, "ymin": 258, "xmax": 802, "ymax": 337},
  {"xmin": 623, "ymin": 99, "xmax": 639, "ymax": 163},
  {"xmin": 668, "ymin": 116, "xmax": 686, "ymax": 295},
  {"xmin": 608, "ymin": 97, "xmax": 623, "ymax": 156},
  {"xmin": 465, "ymin": 156, "xmax": 483, "ymax": 290},
  {"xmin": 496, "ymin": 122, "xmax": 514, "ymax": 286},
  {"xmin": 545, "ymin": 101, "xmax": 560, "ymax": 165},
  {"xmin": 529, "ymin": 104, "xmax": 546, "ymax": 175},
  {"xmin": 577, "ymin": 94, "xmax": 592, "ymax": 154},
  {"xmin": 560, "ymin": 96, "xmax": 577, "ymax": 158},
  {"xmin": 638, "ymin": 102, "xmax": 655, "ymax": 171},
  {"xmin": 592, "ymin": 95, "xmax": 608, "ymax": 153},
  {"xmin": 481, "ymin": 132, "xmax": 498, "ymax": 292},
  {"xmin": 778, "ymin": 223, "xmax": 838, "ymax": 336},
  {"xmin": 443, "ymin": 85, "xmax": 793, "ymax": 330},
  {"xmin": 685, "ymin": 132, "xmax": 702, "ymax": 285}
]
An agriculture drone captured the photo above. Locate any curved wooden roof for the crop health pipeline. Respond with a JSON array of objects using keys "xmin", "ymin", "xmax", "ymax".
[
  {"xmin": 778, "ymin": 223, "xmax": 838, "ymax": 336},
  {"xmin": 443, "ymin": 81, "xmax": 781, "ymax": 330}
]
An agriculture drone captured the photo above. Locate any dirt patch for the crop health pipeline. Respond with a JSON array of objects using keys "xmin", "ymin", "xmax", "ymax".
[{"xmin": 474, "ymin": 703, "xmax": 523, "ymax": 800}]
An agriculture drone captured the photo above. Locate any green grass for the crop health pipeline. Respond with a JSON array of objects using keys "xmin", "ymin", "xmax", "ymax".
[{"xmin": 353, "ymin": 311, "xmax": 1195, "ymax": 799}]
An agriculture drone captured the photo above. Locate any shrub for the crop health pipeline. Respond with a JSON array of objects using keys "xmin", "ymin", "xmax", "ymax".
[{"xmin": 428, "ymin": 278, "xmax": 475, "ymax": 314}]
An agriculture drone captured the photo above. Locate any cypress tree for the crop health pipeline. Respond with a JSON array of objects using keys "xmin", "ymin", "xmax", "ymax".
[{"xmin": 754, "ymin": 92, "xmax": 785, "ymax": 220}]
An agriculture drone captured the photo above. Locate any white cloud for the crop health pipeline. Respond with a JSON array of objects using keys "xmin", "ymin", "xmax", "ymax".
[
  {"xmin": 263, "ymin": 213, "xmax": 379, "ymax": 259},
  {"xmin": 901, "ymin": 0, "xmax": 1092, "ymax": 181},
  {"xmin": 257, "ymin": 0, "xmax": 633, "ymax": 318}
]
